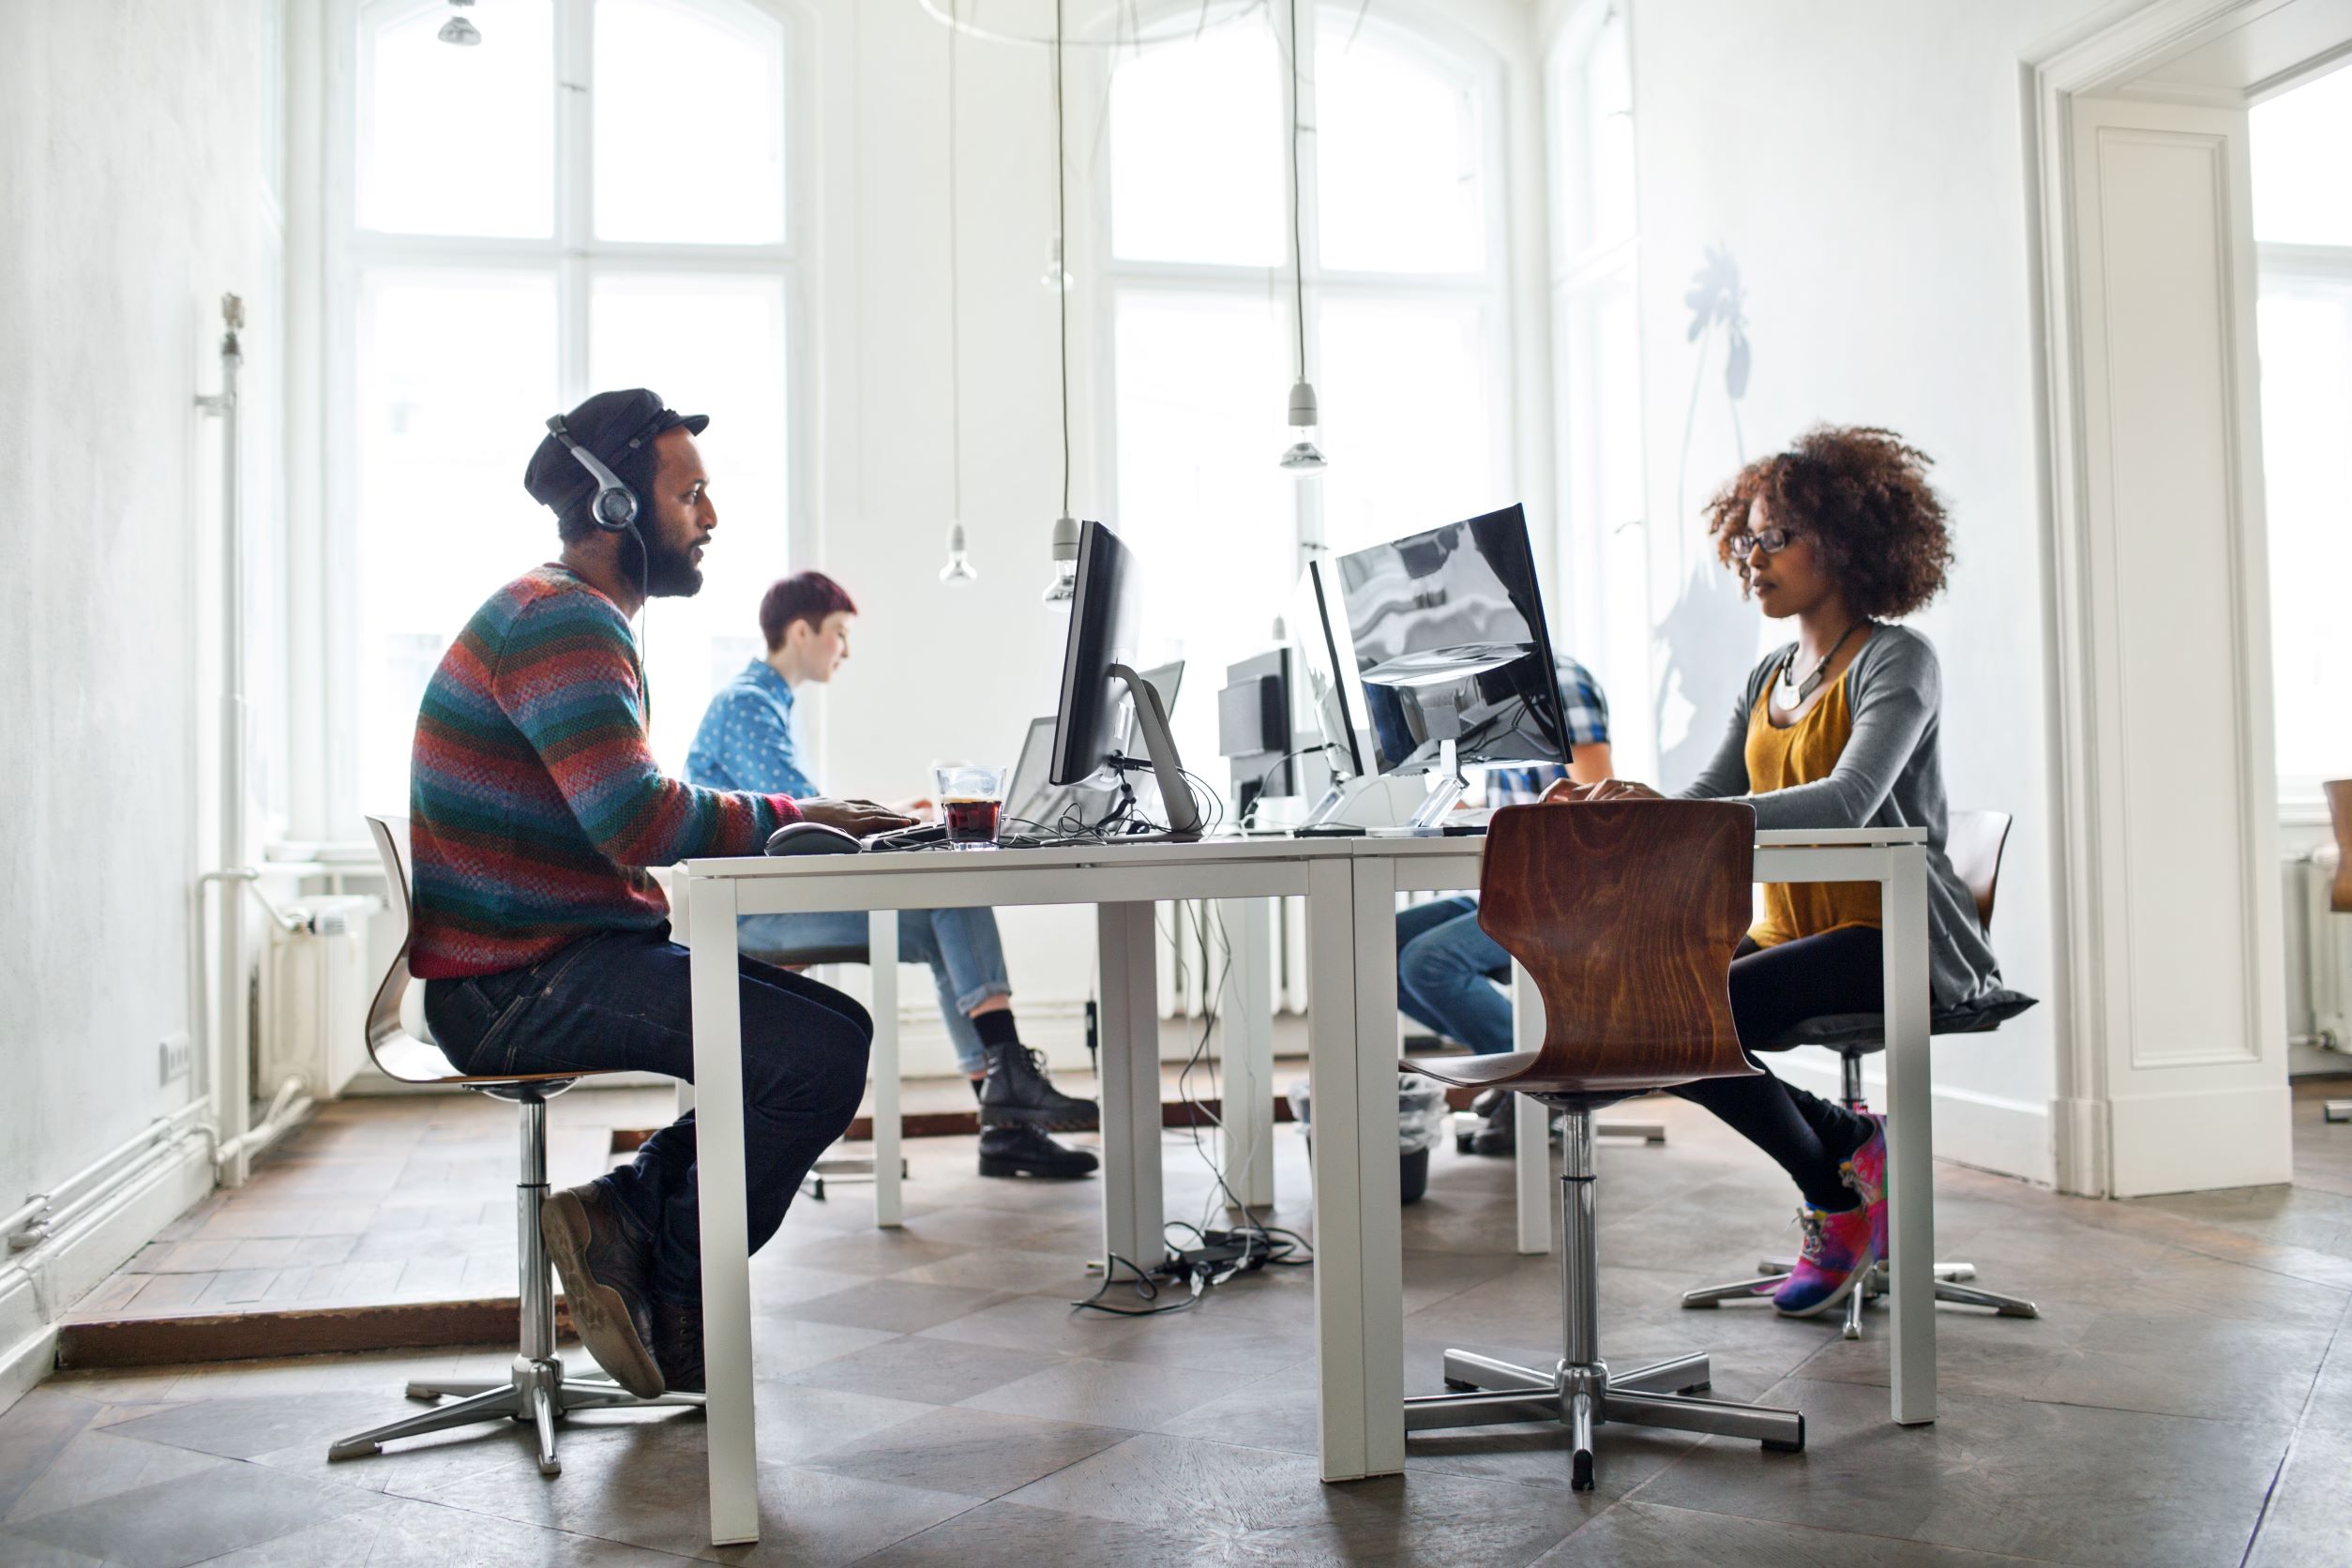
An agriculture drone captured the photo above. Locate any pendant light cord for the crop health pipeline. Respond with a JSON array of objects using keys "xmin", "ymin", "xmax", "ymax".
[
  {"xmin": 1289, "ymin": 0, "xmax": 1306, "ymax": 380},
  {"xmin": 948, "ymin": 0, "xmax": 962, "ymax": 524},
  {"xmin": 1055, "ymin": 0, "xmax": 1071, "ymax": 518}
]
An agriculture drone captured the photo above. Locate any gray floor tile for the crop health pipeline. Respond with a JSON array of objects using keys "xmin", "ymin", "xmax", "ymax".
[
  {"xmin": 778, "ymin": 1334, "xmax": 1048, "ymax": 1405},
  {"xmin": 748, "ymin": 1314, "xmax": 901, "ymax": 1377},
  {"xmin": 197, "ymin": 1493, "xmax": 695, "ymax": 1566},
  {"xmin": 5, "ymin": 1456, "xmax": 378, "ymax": 1568},
  {"xmin": 0, "ymin": 1389, "xmax": 101, "ymax": 1518},
  {"xmin": 1629, "ymin": 1376, "xmax": 2284, "ymax": 1567},
  {"xmin": 914, "ymin": 1293, "xmax": 1154, "ymax": 1358},
  {"xmin": 2, "ymin": 1426, "xmax": 227, "ymax": 1523},
  {"xmin": 800, "ymin": 1405, "xmax": 1127, "ymax": 1500},
  {"xmin": 0, "ymin": 1530, "xmax": 107, "ymax": 1566},
  {"xmin": 751, "ymin": 1383, "xmax": 934, "ymax": 1468},
  {"xmin": 104, "ymin": 1390, "xmax": 402, "ymax": 1461},
  {"xmin": 2247, "ymin": 1424, "xmax": 2352, "ymax": 1568},
  {"xmin": 1535, "ymin": 1500, "xmax": 2073, "ymax": 1565},
  {"xmin": 774, "ymin": 1278, "xmax": 1013, "ymax": 1334},
  {"xmin": 958, "ymin": 1356, "xmax": 1236, "ymax": 1431},
  {"xmin": 845, "ymin": 1498, "xmax": 1199, "ymax": 1567},
  {"xmin": 1001, "ymin": 1430, "xmax": 1591, "ymax": 1564}
]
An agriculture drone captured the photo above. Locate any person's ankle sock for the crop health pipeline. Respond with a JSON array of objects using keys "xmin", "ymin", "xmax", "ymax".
[
  {"xmin": 969, "ymin": 1076, "xmax": 986, "ymax": 1102},
  {"xmin": 972, "ymin": 1008, "xmax": 1021, "ymax": 1053},
  {"xmin": 1805, "ymin": 1184, "xmax": 1864, "ymax": 1214}
]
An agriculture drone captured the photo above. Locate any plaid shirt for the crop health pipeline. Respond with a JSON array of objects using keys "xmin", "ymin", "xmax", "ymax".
[{"xmin": 1483, "ymin": 656, "xmax": 1610, "ymax": 806}]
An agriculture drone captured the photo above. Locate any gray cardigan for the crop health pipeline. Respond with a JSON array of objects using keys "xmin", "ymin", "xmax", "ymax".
[{"xmin": 1677, "ymin": 625, "xmax": 2002, "ymax": 1009}]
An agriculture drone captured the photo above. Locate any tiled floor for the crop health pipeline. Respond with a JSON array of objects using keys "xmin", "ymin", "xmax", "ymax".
[
  {"xmin": 71, "ymin": 1044, "xmax": 1305, "ymax": 1321},
  {"xmin": 10, "ymin": 1081, "xmax": 2351, "ymax": 1565}
]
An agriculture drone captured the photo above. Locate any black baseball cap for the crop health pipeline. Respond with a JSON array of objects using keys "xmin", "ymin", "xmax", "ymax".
[{"xmin": 523, "ymin": 388, "xmax": 710, "ymax": 515}]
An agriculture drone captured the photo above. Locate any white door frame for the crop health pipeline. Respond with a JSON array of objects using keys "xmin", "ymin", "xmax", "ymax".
[{"xmin": 2025, "ymin": 0, "xmax": 2350, "ymax": 1197}]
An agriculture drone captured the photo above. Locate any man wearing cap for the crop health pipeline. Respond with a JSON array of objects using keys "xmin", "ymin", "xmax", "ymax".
[{"xmin": 407, "ymin": 389, "xmax": 912, "ymax": 1396}]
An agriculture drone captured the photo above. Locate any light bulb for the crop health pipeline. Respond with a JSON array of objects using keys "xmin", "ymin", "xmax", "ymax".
[
  {"xmin": 1279, "ymin": 379, "xmax": 1326, "ymax": 474},
  {"xmin": 939, "ymin": 520, "xmax": 978, "ymax": 585},
  {"xmin": 1040, "ymin": 234, "xmax": 1073, "ymax": 294},
  {"xmin": 1042, "ymin": 514, "xmax": 1079, "ymax": 607}
]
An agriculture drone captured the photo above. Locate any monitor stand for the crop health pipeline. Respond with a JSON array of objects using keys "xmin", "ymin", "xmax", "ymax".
[
  {"xmin": 1402, "ymin": 738, "xmax": 1470, "ymax": 835},
  {"xmin": 1109, "ymin": 663, "xmax": 1204, "ymax": 840}
]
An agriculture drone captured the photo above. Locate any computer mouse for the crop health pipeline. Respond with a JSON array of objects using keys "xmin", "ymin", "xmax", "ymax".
[{"xmin": 764, "ymin": 822, "xmax": 864, "ymax": 856}]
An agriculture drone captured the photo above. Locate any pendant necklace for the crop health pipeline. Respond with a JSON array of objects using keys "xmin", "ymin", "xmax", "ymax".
[{"xmin": 1778, "ymin": 621, "xmax": 1862, "ymax": 704}]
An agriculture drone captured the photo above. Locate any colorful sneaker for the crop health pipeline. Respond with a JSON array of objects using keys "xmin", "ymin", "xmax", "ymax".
[
  {"xmin": 1839, "ymin": 1114, "xmax": 1890, "ymax": 1261},
  {"xmin": 1772, "ymin": 1202, "xmax": 1876, "ymax": 1318}
]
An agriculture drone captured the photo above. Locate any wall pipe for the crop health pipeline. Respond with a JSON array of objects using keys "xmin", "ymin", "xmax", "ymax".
[{"xmin": 195, "ymin": 294, "xmax": 252, "ymax": 1186}]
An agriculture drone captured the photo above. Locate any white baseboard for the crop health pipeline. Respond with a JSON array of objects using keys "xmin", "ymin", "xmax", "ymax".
[
  {"xmin": 1772, "ymin": 1048, "xmax": 2055, "ymax": 1184},
  {"xmin": 0, "ymin": 1132, "xmax": 216, "ymax": 1414},
  {"xmin": 2107, "ymin": 1082, "xmax": 2295, "ymax": 1197}
]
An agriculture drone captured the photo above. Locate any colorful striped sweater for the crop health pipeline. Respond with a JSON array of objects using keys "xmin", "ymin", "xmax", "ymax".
[{"xmin": 409, "ymin": 565, "xmax": 801, "ymax": 978}]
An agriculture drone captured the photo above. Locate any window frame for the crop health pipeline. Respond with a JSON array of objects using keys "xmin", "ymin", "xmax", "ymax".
[
  {"xmin": 1085, "ymin": 0, "xmax": 1517, "ymax": 588},
  {"xmin": 317, "ymin": 0, "xmax": 815, "ymax": 835},
  {"xmin": 2255, "ymin": 238, "xmax": 2352, "ymax": 814}
]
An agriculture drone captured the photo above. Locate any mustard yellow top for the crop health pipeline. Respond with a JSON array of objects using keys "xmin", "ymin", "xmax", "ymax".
[{"xmin": 1744, "ymin": 676, "xmax": 1882, "ymax": 946}]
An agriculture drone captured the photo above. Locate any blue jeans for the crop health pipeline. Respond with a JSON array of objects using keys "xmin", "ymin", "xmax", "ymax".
[
  {"xmin": 737, "ymin": 907, "xmax": 1012, "ymax": 1075},
  {"xmin": 422, "ymin": 927, "xmax": 870, "ymax": 1305},
  {"xmin": 1396, "ymin": 896, "xmax": 1515, "ymax": 1056}
]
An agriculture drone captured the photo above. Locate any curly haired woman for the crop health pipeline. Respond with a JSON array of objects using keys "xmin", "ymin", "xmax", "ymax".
[{"xmin": 1550, "ymin": 425, "xmax": 2009, "ymax": 1318}]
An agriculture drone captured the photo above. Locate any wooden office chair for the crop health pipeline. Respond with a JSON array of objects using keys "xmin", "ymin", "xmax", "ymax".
[
  {"xmin": 327, "ymin": 817, "xmax": 702, "ymax": 1476},
  {"xmin": 1682, "ymin": 808, "xmax": 2040, "ymax": 1335},
  {"xmin": 1400, "ymin": 801, "xmax": 1805, "ymax": 1492},
  {"xmin": 2325, "ymin": 780, "xmax": 2351, "ymax": 1124}
]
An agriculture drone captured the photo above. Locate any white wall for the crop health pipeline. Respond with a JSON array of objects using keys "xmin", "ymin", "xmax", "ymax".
[
  {"xmin": 0, "ymin": 0, "xmax": 261, "ymax": 1224},
  {"xmin": 0, "ymin": 0, "xmax": 263, "ymax": 1393},
  {"xmin": 795, "ymin": 0, "xmax": 1550, "ymax": 1067},
  {"xmin": 1622, "ymin": 0, "xmax": 2120, "ymax": 1181}
]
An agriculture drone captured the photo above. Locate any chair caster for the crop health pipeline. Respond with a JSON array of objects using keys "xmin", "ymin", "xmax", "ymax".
[
  {"xmin": 1570, "ymin": 1449, "xmax": 1595, "ymax": 1491},
  {"xmin": 1443, "ymin": 1378, "xmax": 1478, "ymax": 1392},
  {"xmin": 405, "ymin": 1388, "xmax": 441, "ymax": 1404},
  {"xmin": 1764, "ymin": 1425, "xmax": 1806, "ymax": 1454},
  {"xmin": 327, "ymin": 1440, "xmax": 380, "ymax": 1462},
  {"xmin": 537, "ymin": 1456, "xmax": 562, "ymax": 1477}
]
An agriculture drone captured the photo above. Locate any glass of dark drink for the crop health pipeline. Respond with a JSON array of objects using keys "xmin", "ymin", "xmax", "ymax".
[{"xmin": 931, "ymin": 762, "xmax": 1007, "ymax": 849}]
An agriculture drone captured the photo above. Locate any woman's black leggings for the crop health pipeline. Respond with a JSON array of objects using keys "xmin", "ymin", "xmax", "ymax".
[{"xmin": 1668, "ymin": 927, "xmax": 1883, "ymax": 1211}]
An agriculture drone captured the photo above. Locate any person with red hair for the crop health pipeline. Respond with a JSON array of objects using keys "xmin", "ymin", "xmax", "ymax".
[{"xmin": 687, "ymin": 571, "xmax": 1100, "ymax": 1181}]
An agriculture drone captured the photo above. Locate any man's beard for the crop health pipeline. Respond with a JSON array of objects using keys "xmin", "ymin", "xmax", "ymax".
[{"xmin": 638, "ymin": 529, "xmax": 704, "ymax": 598}]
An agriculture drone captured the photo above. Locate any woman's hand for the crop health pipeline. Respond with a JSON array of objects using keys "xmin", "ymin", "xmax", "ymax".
[
  {"xmin": 1541, "ymin": 777, "xmax": 1665, "ymax": 804},
  {"xmin": 796, "ymin": 798, "xmax": 919, "ymax": 837}
]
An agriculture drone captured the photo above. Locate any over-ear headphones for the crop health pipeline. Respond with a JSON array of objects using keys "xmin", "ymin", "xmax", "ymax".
[{"xmin": 544, "ymin": 415, "xmax": 638, "ymax": 532}]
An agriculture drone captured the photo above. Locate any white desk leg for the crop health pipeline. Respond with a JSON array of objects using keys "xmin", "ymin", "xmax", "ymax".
[
  {"xmin": 1305, "ymin": 856, "xmax": 1406, "ymax": 1485},
  {"xmin": 1511, "ymin": 963, "xmax": 1550, "ymax": 1255},
  {"xmin": 868, "ymin": 911, "xmax": 901, "ymax": 1229},
  {"xmin": 1096, "ymin": 902, "xmax": 1164, "ymax": 1274},
  {"xmin": 671, "ymin": 879, "xmax": 696, "ymax": 1117},
  {"xmin": 1882, "ymin": 845, "xmax": 1936, "ymax": 1425},
  {"xmin": 1218, "ymin": 897, "xmax": 1276, "ymax": 1210},
  {"xmin": 687, "ymin": 876, "xmax": 759, "ymax": 1546}
]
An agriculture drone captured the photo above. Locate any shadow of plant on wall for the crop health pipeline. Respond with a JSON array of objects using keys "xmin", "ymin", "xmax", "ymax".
[{"xmin": 1655, "ymin": 244, "xmax": 1761, "ymax": 792}]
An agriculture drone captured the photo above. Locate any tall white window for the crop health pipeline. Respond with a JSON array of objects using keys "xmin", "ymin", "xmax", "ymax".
[
  {"xmin": 1098, "ymin": 6, "xmax": 1511, "ymax": 772},
  {"xmin": 2252, "ymin": 67, "xmax": 2352, "ymax": 807},
  {"xmin": 1546, "ymin": 2, "xmax": 1646, "ymax": 774},
  {"xmin": 335, "ymin": 0, "xmax": 798, "ymax": 822}
]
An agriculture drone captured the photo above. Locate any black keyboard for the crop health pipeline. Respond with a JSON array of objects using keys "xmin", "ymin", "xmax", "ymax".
[{"xmin": 863, "ymin": 823, "xmax": 948, "ymax": 852}]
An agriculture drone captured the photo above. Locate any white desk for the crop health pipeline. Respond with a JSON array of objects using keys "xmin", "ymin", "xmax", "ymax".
[{"xmin": 680, "ymin": 825, "xmax": 1934, "ymax": 1546}]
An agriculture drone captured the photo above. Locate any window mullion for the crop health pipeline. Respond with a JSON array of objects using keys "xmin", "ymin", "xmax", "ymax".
[{"xmin": 558, "ymin": 0, "xmax": 593, "ymax": 401}]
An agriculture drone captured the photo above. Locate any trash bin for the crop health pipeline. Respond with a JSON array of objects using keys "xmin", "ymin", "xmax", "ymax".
[{"xmin": 1290, "ymin": 1073, "xmax": 1452, "ymax": 1205}]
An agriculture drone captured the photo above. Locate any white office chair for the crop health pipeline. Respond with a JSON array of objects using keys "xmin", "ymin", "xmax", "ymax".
[{"xmin": 326, "ymin": 817, "xmax": 702, "ymax": 1476}]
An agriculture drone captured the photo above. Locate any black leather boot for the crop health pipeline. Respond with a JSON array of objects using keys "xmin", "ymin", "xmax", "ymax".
[
  {"xmin": 977, "ymin": 1123, "xmax": 1100, "ymax": 1179},
  {"xmin": 1468, "ymin": 1093, "xmax": 1516, "ymax": 1157},
  {"xmin": 977, "ymin": 1042, "xmax": 1099, "ymax": 1132}
]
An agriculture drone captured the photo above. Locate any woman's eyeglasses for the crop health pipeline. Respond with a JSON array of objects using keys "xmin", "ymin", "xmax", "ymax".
[{"xmin": 1727, "ymin": 525, "xmax": 1795, "ymax": 562}]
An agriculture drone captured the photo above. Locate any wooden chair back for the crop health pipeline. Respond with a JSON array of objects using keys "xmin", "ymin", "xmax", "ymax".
[
  {"xmin": 2328, "ymin": 781, "xmax": 2352, "ymax": 914},
  {"xmin": 1471, "ymin": 800, "xmax": 1761, "ymax": 1096},
  {"xmin": 1944, "ymin": 809, "xmax": 2013, "ymax": 932},
  {"xmin": 366, "ymin": 816, "xmax": 586, "ymax": 1090}
]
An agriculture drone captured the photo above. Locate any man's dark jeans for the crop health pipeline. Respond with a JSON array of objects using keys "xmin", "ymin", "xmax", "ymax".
[{"xmin": 423, "ymin": 927, "xmax": 870, "ymax": 1306}]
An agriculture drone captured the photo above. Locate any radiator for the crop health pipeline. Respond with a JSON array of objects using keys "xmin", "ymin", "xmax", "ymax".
[
  {"xmin": 257, "ymin": 895, "xmax": 379, "ymax": 1100},
  {"xmin": 2287, "ymin": 845, "xmax": 2350, "ymax": 1051},
  {"xmin": 1155, "ymin": 898, "xmax": 1311, "ymax": 1019}
]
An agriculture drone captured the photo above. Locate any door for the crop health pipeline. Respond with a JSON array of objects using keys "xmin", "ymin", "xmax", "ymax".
[{"xmin": 2058, "ymin": 93, "xmax": 2292, "ymax": 1196}]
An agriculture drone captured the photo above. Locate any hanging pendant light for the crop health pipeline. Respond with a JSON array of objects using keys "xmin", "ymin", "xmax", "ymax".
[
  {"xmin": 1042, "ymin": 0, "xmax": 1079, "ymax": 608},
  {"xmin": 438, "ymin": 0, "xmax": 481, "ymax": 46},
  {"xmin": 1278, "ymin": 0, "xmax": 1324, "ymax": 474},
  {"xmin": 937, "ymin": 3, "xmax": 978, "ymax": 586}
]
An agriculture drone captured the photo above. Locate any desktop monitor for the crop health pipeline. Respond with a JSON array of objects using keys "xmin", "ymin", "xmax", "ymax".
[
  {"xmin": 1288, "ymin": 563, "xmax": 1369, "ymax": 783},
  {"xmin": 1048, "ymin": 520, "xmax": 1202, "ymax": 837},
  {"xmin": 1325, "ymin": 505, "xmax": 1573, "ymax": 825}
]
